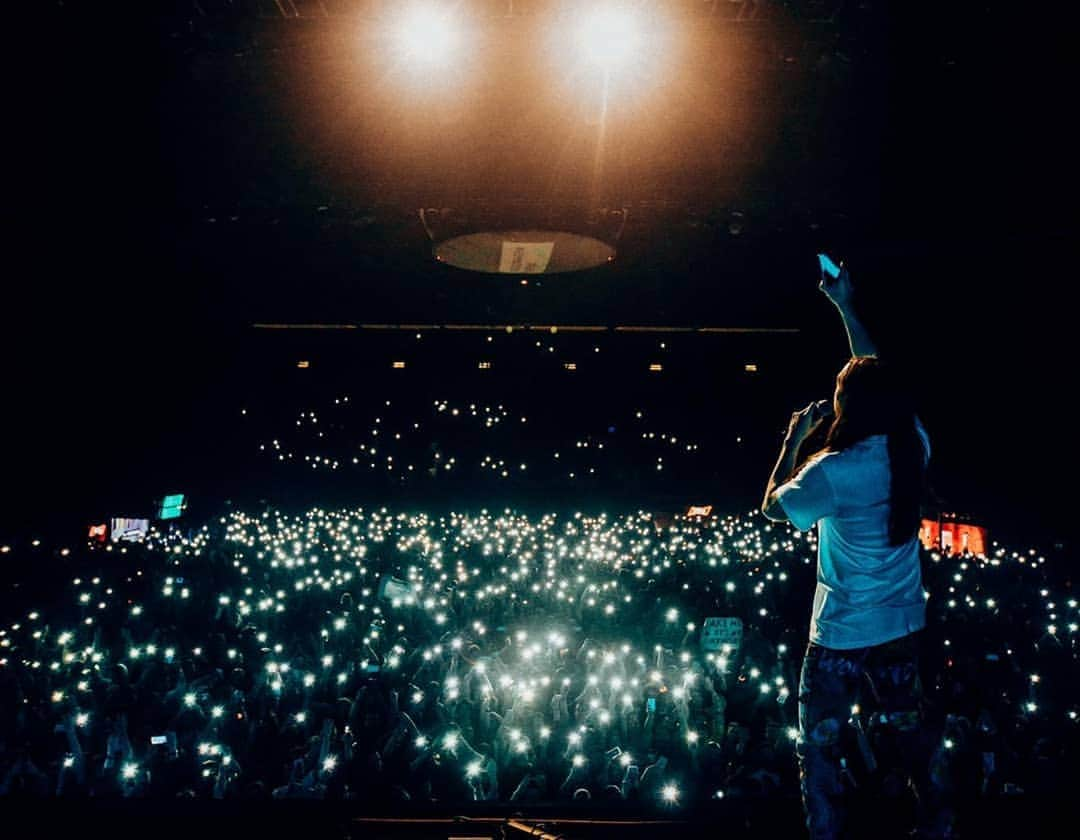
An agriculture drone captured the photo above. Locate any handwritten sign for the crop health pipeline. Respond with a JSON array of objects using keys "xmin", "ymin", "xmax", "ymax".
[{"xmin": 701, "ymin": 616, "xmax": 743, "ymax": 654}]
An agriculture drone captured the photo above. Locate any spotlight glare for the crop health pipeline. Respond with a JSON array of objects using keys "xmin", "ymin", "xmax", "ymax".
[
  {"xmin": 578, "ymin": 8, "xmax": 642, "ymax": 69},
  {"xmin": 394, "ymin": 5, "xmax": 460, "ymax": 64}
]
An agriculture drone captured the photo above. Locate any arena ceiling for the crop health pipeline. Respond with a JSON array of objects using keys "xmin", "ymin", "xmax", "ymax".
[
  {"xmin": 4, "ymin": 2, "xmax": 1074, "ymax": 541},
  {"xmin": 28, "ymin": 1, "xmax": 1070, "ymax": 331}
]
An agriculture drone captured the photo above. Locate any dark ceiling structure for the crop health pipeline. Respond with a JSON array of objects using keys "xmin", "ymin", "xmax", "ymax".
[{"xmin": 5, "ymin": 1, "xmax": 1074, "ymax": 541}]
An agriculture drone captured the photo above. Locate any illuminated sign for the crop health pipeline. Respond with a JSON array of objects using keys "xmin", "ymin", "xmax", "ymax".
[
  {"xmin": 159, "ymin": 494, "xmax": 186, "ymax": 520},
  {"xmin": 110, "ymin": 518, "xmax": 149, "ymax": 543},
  {"xmin": 920, "ymin": 518, "xmax": 988, "ymax": 556}
]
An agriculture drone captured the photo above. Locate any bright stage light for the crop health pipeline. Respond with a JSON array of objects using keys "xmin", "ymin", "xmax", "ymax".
[
  {"xmin": 578, "ymin": 8, "xmax": 642, "ymax": 70},
  {"xmin": 394, "ymin": 4, "xmax": 461, "ymax": 64}
]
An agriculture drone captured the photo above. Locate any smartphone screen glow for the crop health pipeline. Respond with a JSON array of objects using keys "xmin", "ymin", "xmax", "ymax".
[{"xmin": 818, "ymin": 253, "xmax": 841, "ymax": 279}]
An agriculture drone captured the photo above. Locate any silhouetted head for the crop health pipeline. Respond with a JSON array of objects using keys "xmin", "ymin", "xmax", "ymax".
[
  {"xmin": 830, "ymin": 356, "xmax": 914, "ymax": 437},
  {"xmin": 822, "ymin": 356, "xmax": 926, "ymax": 546}
]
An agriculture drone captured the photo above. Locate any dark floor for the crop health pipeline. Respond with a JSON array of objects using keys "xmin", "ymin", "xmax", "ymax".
[{"xmin": 0, "ymin": 794, "xmax": 1065, "ymax": 840}]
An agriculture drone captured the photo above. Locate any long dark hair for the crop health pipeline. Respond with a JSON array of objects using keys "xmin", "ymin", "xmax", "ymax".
[{"xmin": 795, "ymin": 357, "xmax": 926, "ymax": 546}]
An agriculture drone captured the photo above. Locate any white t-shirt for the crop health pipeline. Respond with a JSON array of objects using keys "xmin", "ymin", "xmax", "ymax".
[{"xmin": 775, "ymin": 421, "xmax": 930, "ymax": 650}]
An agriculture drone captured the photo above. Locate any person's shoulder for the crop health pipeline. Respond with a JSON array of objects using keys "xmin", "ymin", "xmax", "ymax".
[
  {"xmin": 821, "ymin": 437, "xmax": 887, "ymax": 474},
  {"xmin": 805, "ymin": 449, "xmax": 841, "ymax": 467},
  {"xmin": 793, "ymin": 450, "xmax": 839, "ymax": 482}
]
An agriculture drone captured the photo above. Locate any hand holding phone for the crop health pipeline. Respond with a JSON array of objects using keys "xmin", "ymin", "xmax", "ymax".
[
  {"xmin": 817, "ymin": 254, "xmax": 853, "ymax": 309},
  {"xmin": 817, "ymin": 253, "xmax": 841, "ymax": 279}
]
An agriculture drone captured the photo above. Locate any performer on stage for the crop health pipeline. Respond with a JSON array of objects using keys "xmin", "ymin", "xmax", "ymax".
[{"xmin": 761, "ymin": 259, "xmax": 945, "ymax": 839}]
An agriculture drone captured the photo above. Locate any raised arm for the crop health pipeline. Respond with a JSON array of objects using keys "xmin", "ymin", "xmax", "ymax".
[{"xmin": 819, "ymin": 263, "xmax": 879, "ymax": 358}]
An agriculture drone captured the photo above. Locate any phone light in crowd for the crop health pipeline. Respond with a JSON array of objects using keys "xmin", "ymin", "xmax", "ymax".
[
  {"xmin": 75, "ymin": 713, "xmax": 89, "ymax": 728},
  {"xmin": 184, "ymin": 693, "xmax": 197, "ymax": 708},
  {"xmin": 465, "ymin": 760, "xmax": 482, "ymax": 778},
  {"xmin": 661, "ymin": 783, "xmax": 680, "ymax": 803},
  {"xmin": 121, "ymin": 763, "xmax": 138, "ymax": 781}
]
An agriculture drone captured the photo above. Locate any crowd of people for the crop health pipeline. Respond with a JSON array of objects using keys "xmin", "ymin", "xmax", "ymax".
[
  {"xmin": 1, "ymin": 505, "xmax": 1076, "ymax": 810},
  {"xmin": 253, "ymin": 395, "xmax": 715, "ymax": 490}
]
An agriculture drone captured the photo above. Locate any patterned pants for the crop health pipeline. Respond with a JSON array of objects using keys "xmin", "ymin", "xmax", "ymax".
[{"xmin": 797, "ymin": 632, "xmax": 938, "ymax": 840}]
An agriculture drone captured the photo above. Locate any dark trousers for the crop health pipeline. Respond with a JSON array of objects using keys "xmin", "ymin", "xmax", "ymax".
[{"xmin": 797, "ymin": 632, "xmax": 943, "ymax": 840}]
